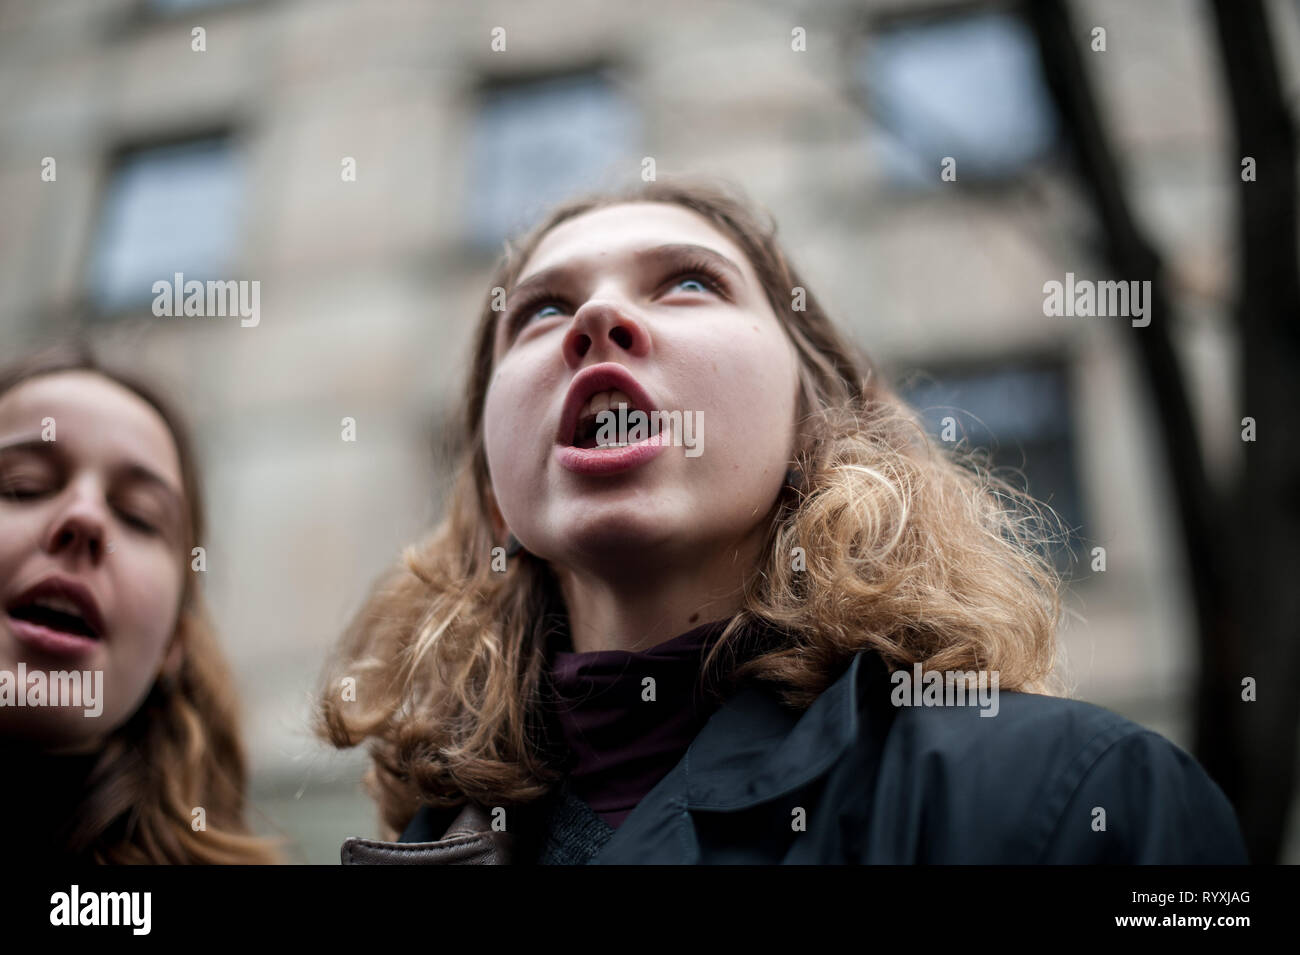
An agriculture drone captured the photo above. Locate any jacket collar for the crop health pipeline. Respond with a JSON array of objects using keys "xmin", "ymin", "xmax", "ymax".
[
  {"xmin": 588, "ymin": 647, "xmax": 897, "ymax": 863},
  {"xmin": 682, "ymin": 647, "xmax": 896, "ymax": 811},
  {"xmin": 356, "ymin": 647, "xmax": 897, "ymax": 864}
]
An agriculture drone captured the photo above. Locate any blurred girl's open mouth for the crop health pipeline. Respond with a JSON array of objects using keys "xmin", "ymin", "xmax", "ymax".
[{"xmin": 5, "ymin": 577, "xmax": 105, "ymax": 658}]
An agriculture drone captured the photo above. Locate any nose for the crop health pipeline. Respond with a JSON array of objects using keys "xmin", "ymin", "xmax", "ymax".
[
  {"xmin": 562, "ymin": 298, "xmax": 651, "ymax": 365},
  {"xmin": 42, "ymin": 487, "xmax": 109, "ymax": 565}
]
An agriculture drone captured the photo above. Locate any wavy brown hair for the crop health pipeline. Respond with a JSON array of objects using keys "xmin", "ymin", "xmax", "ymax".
[
  {"xmin": 316, "ymin": 176, "xmax": 1071, "ymax": 839},
  {"xmin": 0, "ymin": 342, "xmax": 281, "ymax": 864}
]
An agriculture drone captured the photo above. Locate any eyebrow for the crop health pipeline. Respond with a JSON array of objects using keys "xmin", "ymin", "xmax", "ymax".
[
  {"xmin": 503, "ymin": 243, "xmax": 747, "ymax": 322},
  {"xmin": 0, "ymin": 438, "xmax": 185, "ymax": 512},
  {"xmin": 0, "ymin": 437, "xmax": 59, "ymax": 458}
]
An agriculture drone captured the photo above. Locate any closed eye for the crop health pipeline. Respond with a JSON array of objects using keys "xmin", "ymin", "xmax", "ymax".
[
  {"xmin": 0, "ymin": 482, "xmax": 53, "ymax": 500},
  {"xmin": 0, "ymin": 456, "xmax": 59, "ymax": 500},
  {"xmin": 116, "ymin": 510, "xmax": 158, "ymax": 534}
]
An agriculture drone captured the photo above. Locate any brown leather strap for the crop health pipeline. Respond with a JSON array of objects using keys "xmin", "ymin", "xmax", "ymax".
[{"xmin": 340, "ymin": 802, "xmax": 514, "ymax": 865}]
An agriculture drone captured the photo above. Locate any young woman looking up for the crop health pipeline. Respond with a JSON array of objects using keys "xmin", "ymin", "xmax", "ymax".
[{"xmin": 321, "ymin": 178, "xmax": 1247, "ymax": 865}]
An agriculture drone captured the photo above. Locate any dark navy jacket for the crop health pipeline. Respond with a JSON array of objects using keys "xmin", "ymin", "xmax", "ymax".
[{"xmin": 353, "ymin": 649, "xmax": 1249, "ymax": 864}]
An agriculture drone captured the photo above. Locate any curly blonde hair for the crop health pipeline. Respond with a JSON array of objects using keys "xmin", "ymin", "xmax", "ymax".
[{"xmin": 316, "ymin": 176, "xmax": 1070, "ymax": 838}]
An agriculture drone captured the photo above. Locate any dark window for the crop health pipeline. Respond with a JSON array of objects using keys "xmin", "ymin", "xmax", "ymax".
[
  {"xmin": 87, "ymin": 135, "xmax": 245, "ymax": 315},
  {"xmin": 465, "ymin": 70, "xmax": 637, "ymax": 251},
  {"xmin": 857, "ymin": 8, "xmax": 1059, "ymax": 188},
  {"xmin": 896, "ymin": 358, "xmax": 1085, "ymax": 576}
]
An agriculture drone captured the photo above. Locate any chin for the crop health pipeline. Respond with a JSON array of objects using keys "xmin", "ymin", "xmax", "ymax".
[{"xmin": 562, "ymin": 520, "xmax": 678, "ymax": 560}]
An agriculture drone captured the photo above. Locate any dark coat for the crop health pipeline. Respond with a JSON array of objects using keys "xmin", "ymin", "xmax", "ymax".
[{"xmin": 340, "ymin": 648, "xmax": 1249, "ymax": 864}]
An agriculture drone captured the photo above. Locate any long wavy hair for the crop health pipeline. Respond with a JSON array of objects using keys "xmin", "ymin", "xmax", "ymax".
[
  {"xmin": 0, "ymin": 342, "xmax": 281, "ymax": 864},
  {"xmin": 317, "ymin": 177, "xmax": 1070, "ymax": 838}
]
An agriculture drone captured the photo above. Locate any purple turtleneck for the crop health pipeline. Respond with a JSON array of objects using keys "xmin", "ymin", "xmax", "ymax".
[{"xmin": 546, "ymin": 618, "xmax": 735, "ymax": 829}]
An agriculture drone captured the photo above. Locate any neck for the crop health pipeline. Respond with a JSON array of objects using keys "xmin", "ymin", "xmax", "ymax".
[{"xmin": 554, "ymin": 526, "xmax": 766, "ymax": 654}]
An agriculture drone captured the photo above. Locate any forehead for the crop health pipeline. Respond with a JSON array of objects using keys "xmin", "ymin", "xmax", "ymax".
[
  {"xmin": 0, "ymin": 371, "xmax": 182, "ymax": 486},
  {"xmin": 516, "ymin": 201, "xmax": 754, "ymax": 284}
]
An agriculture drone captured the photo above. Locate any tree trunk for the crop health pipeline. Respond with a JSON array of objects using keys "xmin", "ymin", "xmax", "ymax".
[
  {"xmin": 1206, "ymin": 0, "xmax": 1300, "ymax": 865},
  {"xmin": 1025, "ymin": 0, "xmax": 1246, "ymax": 846}
]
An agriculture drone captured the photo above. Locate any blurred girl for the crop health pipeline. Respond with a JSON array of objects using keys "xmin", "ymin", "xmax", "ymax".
[{"xmin": 0, "ymin": 343, "xmax": 279, "ymax": 863}]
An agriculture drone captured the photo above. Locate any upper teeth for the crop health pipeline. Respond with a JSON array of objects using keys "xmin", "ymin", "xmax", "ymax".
[
  {"xmin": 32, "ymin": 596, "xmax": 84, "ymax": 618},
  {"xmin": 580, "ymin": 389, "xmax": 639, "ymax": 420}
]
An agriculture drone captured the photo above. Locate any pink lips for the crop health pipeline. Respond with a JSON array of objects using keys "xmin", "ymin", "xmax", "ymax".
[
  {"xmin": 554, "ymin": 363, "xmax": 667, "ymax": 477},
  {"xmin": 554, "ymin": 428, "xmax": 669, "ymax": 476},
  {"xmin": 556, "ymin": 363, "xmax": 660, "ymax": 449},
  {"xmin": 4, "ymin": 575, "xmax": 106, "ymax": 660},
  {"xmin": 5, "ymin": 616, "xmax": 100, "ymax": 659}
]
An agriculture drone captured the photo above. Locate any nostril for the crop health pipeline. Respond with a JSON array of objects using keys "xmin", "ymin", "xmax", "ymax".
[{"xmin": 50, "ymin": 520, "xmax": 104, "ymax": 558}]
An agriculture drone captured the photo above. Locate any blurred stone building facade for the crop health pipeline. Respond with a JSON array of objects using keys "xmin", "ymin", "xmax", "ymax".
[{"xmin": 2, "ymin": 0, "xmax": 1296, "ymax": 861}]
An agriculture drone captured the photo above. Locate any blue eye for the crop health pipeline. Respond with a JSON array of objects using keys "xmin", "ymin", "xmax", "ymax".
[{"xmin": 507, "ymin": 262, "xmax": 728, "ymax": 333}]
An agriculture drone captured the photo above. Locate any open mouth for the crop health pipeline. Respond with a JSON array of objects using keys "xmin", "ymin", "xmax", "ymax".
[
  {"xmin": 4, "ymin": 579, "xmax": 106, "ymax": 643},
  {"xmin": 557, "ymin": 364, "xmax": 663, "ymax": 452},
  {"xmin": 569, "ymin": 389, "xmax": 663, "ymax": 449},
  {"xmin": 7, "ymin": 601, "xmax": 100, "ymax": 639}
]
